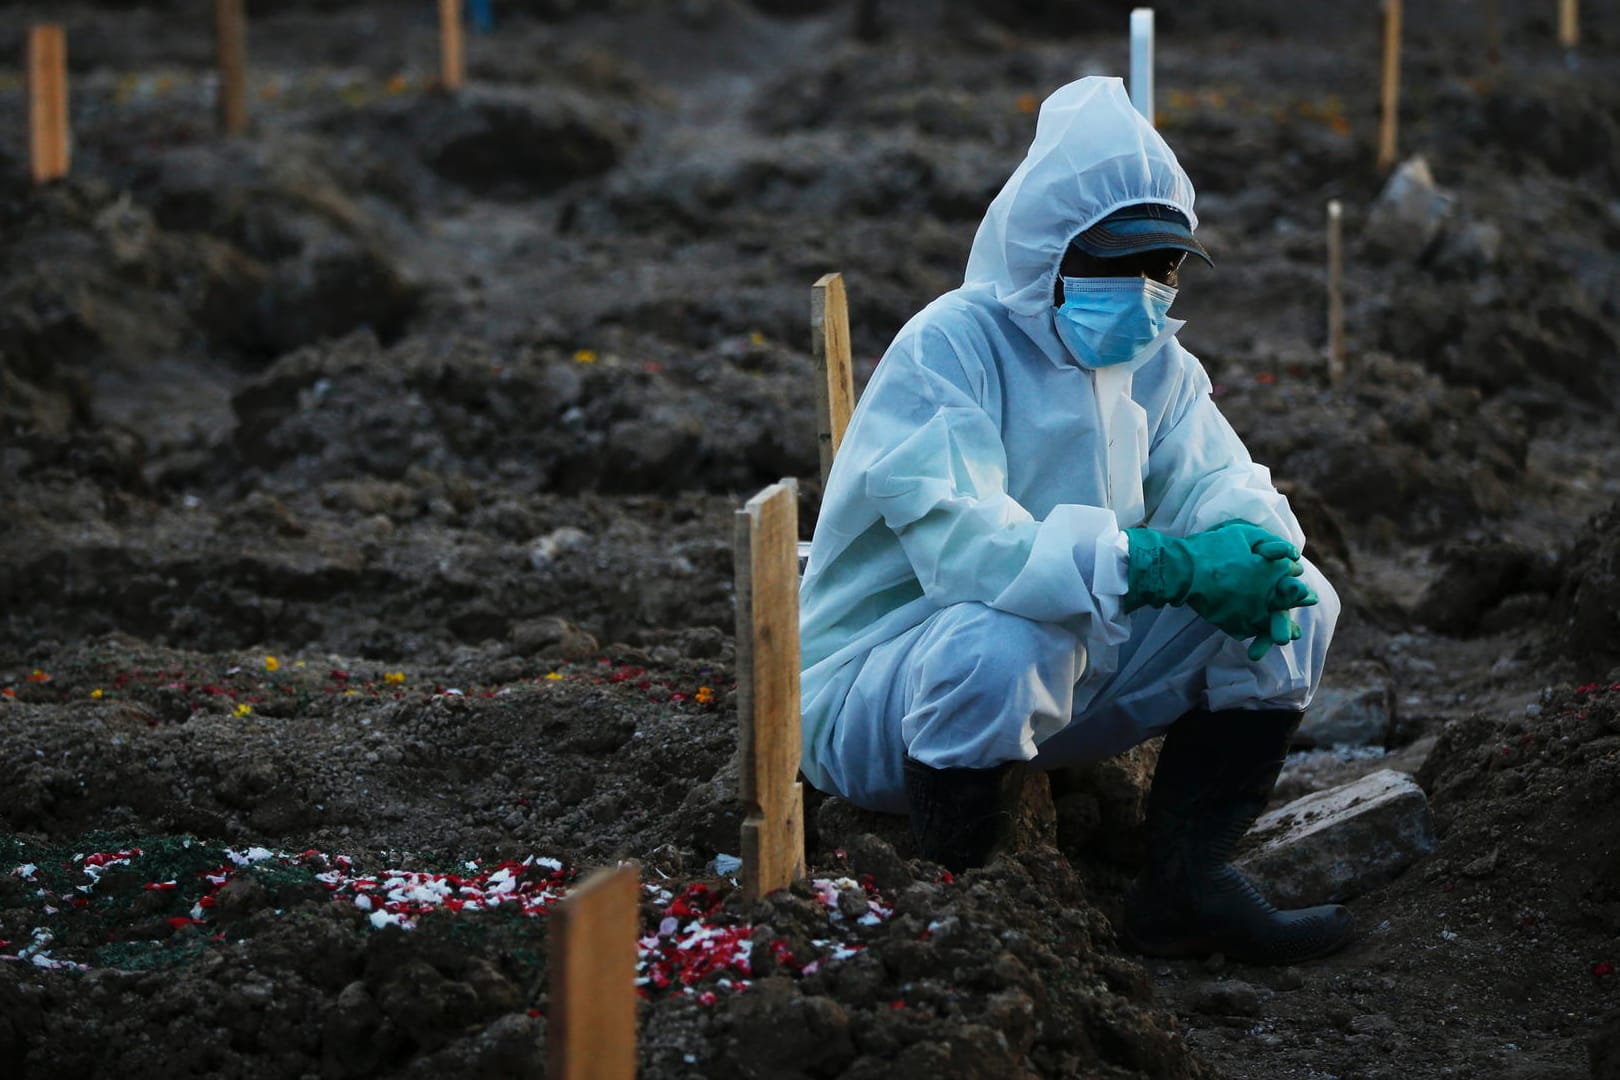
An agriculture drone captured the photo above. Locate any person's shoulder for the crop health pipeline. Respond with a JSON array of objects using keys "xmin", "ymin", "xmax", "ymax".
[
  {"xmin": 864, "ymin": 288, "xmax": 1011, "ymax": 400},
  {"xmin": 893, "ymin": 287, "xmax": 1010, "ymax": 361}
]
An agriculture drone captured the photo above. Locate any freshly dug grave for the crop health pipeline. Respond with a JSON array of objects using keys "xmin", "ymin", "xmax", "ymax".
[{"xmin": 0, "ymin": 640, "xmax": 1206, "ymax": 1079}]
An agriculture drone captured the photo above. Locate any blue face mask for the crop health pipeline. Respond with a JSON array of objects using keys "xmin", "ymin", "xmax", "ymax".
[{"xmin": 1054, "ymin": 276, "xmax": 1179, "ymax": 368}]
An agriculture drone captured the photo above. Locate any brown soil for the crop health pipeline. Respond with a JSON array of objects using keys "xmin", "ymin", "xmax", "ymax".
[{"xmin": 3, "ymin": 2, "xmax": 1619, "ymax": 1078}]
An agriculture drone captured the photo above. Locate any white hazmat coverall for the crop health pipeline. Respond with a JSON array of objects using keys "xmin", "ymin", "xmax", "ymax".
[{"xmin": 797, "ymin": 77, "xmax": 1337, "ymax": 815}]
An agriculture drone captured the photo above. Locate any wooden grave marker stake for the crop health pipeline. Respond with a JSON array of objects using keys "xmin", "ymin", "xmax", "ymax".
[
  {"xmin": 215, "ymin": 0, "xmax": 248, "ymax": 135},
  {"xmin": 548, "ymin": 863, "xmax": 639, "ymax": 1080},
  {"xmin": 735, "ymin": 480, "xmax": 806, "ymax": 901},
  {"xmin": 439, "ymin": 0, "xmax": 466, "ymax": 91},
  {"xmin": 1484, "ymin": 0, "xmax": 1501, "ymax": 66},
  {"xmin": 27, "ymin": 25, "xmax": 69, "ymax": 185},
  {"xmin": 811, "ymin": 273, "xmax": 855, "ymax": 493},
  {"xmin": 1558, "ymin": 0, "xmax": 1579, "ymax": 50},
  {"xmin": 1326, "ymin": 199, "xmax": 1346, "ymax": 386},
  {"xmin": 1377, "ymin": 0, "xmax": 1402, "ymax": 172}
]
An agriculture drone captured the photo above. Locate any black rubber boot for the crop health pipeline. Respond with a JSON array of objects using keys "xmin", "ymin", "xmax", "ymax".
[
  {"xmin": 901, "ymin": 756, "xmax": 1027, "ymax": 875},
  {"xmin": 1123, "ymin": 707, "xmax": 1355, "ymax": 965}
]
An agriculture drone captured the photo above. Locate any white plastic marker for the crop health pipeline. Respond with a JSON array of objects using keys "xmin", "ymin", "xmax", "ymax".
[
  {"xmin": 1130, "ymin": 8, "xmax": 1154, "ymax": 125},
  {"xmin": 1326, "ymin": 199, "xmax": 1345, "ymax": 385}
]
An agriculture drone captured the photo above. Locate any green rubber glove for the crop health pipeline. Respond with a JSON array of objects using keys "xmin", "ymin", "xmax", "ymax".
[
  {"xmin": 1247, "ymin": 610, "xmax": 1304, "ymax": 662},
  {"xmin": 1124, "ymin": 524, "xmax": 1317, "ymax": 657}
]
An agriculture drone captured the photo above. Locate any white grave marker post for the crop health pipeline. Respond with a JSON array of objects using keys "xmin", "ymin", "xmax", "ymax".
[{"xmin": 1130, "ymin": 8, "xmax": 1155, "ymax": 125}]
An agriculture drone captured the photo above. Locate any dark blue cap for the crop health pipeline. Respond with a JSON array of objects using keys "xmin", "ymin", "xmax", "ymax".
[{"xmin": 1071, "ymin": 203, "xmax": 1213, "ymax": 267}]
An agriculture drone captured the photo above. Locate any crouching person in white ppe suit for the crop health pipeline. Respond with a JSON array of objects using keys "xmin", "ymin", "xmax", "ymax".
[{"xmin": 798, "ymin": 77, "xmax": 1353, "ymax": 965}]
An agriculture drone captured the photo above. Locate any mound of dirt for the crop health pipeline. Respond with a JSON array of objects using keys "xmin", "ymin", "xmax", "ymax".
[
  {"xmin": 128, "ymin": 136, "xmax": 422, "ymax": 357},
  {"xmin": 314, "ymin": 86, "xmax": 635, "ymax": 199},
  {"xmin": 0, "ymin": 636, "xmax": 737, "ymax": 861},
  {"xmin": 0, "ymin": 180, "xmax": 267, "ymax": 378},
  {"xmin": 1215, "ymin": 353, "xmax": 1529, "ymax": 541},
  {"xmin": 0, "ymin": 839, "xmax": 1211, "ymax": 1079},
  {"xmin": 1556, "ymin": 498, "xmax": 1620, "ymax": 676},
  {"xmin": 228, "ymin": 329, "xmax": 816, "ymax": 496},
  {"xmin": 1416, "ymin": 682, "xmax": 1620, "ymax": 933},
  {"xmin": 0, "ymin": 481, "xmax": 739, "ymax": 660}
]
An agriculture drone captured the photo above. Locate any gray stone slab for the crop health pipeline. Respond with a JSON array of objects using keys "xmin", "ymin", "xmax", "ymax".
[
  {"xmin": 1236, "ymin": 769, "xmax": 1437, "ymax": 908},
  {"xmin": 1364, "ymin": 155, "xmax": 1456, "ymax": 262},
  {"xmin": 1295, "ymin": 683, "xmax": 1394, "ymax": 749}
]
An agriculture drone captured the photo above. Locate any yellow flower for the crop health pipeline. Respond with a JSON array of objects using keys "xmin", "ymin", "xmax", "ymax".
[
  {"xmin": 264, "ymin": 655, "xmax": 281, "ymax": 673},
  {"xmin": 344, "ymin": 689, "xmax": 358, "ymax": 697},
  {"xmin": 573, "ymin": 349, "xmax": 598, "ymax": 365},
  {"xmin": 234, "ymin": 703, "xmax": 253, "ymax": 717},
  {"xmin": 90, "ymin": 688, "xmax": 104, "ymax": 700},
  {"xmin": 385, "ymin": 74, "xmax": 409, "ymax": 94},
  {"xmin": 384, "ymin": 672, "xmax": 406, "ymax": 685},
  {"xmin": 544, "ymin": 672, "xmax": 565, "ymax": 681},
  {"xmin": 749, "ymin": 331, "xmax": 766, "ymax": 347},
  {"xmin": 695, "ymin": 686, "xmax": 715, "ymax": 705}
]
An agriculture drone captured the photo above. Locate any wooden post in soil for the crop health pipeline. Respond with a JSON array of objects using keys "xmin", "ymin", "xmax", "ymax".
[
  {"xmin": 215, "ymin": 0, "xmax": 248, "ymax": 136},
  {"xmin": 1484, "ymin": 0, "xmax": 1501, "ymax": 66},
  {"xmin": 735, "ymin": 480, "xmax": 806, "ymax": 901},
  {"xmin": 439, "ymin": 0, "xmax": 466, "ymax": 91},
  {"xmin": 548, "ymin": 863, "xmax": 640, "ymax": 1080},
  {"xmin": 27, "ymin": 25, "xmax": 69, "ymax": 185},
  {"xmin": 1558, "ymin": 0, "xmax": 1579, "ymax": 50},
  {"xmin": 1377, "ymin": 0, "xmax": 1402, "ymax": 172},
  {"xmin": 811, "ymin": 273, "xmax": 855, "ymax": 493},
  {"xmin": 1326, "ymin": 199, "xmax": 1346, "ymax": 386}
]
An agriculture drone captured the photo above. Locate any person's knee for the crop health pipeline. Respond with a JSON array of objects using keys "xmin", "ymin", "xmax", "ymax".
[
  {"xmin": 904, "ymin": 604, "xmax": 1083, "ymax": 766},
  {"xmin": 912, "ymin": 604, "xmax": 1072, "ymax": 694}
]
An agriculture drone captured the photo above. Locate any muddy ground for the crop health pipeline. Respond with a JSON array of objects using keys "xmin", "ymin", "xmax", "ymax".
[{"xmin": 2, "ymin": 1, "xmax": 1620, "ymax": 1077}]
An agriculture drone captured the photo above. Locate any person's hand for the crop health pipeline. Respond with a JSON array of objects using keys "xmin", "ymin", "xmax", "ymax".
[
  {"xmin": 1125, "ymin": 524, "xmax": 1316, "ymax": 657},
  {"xmin": 1247, "ymin": 609, "xmax": 1304, "ymax": 661}
]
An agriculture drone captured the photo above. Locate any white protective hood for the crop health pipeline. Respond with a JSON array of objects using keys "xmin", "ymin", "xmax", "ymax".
[
  {"xmin": 797, "ymin": 76, "xmax": 1308, "ymax": 800},
  {"xmin": 964, "ymin": 76, "xmax": 1197, "ymax": 351}
]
